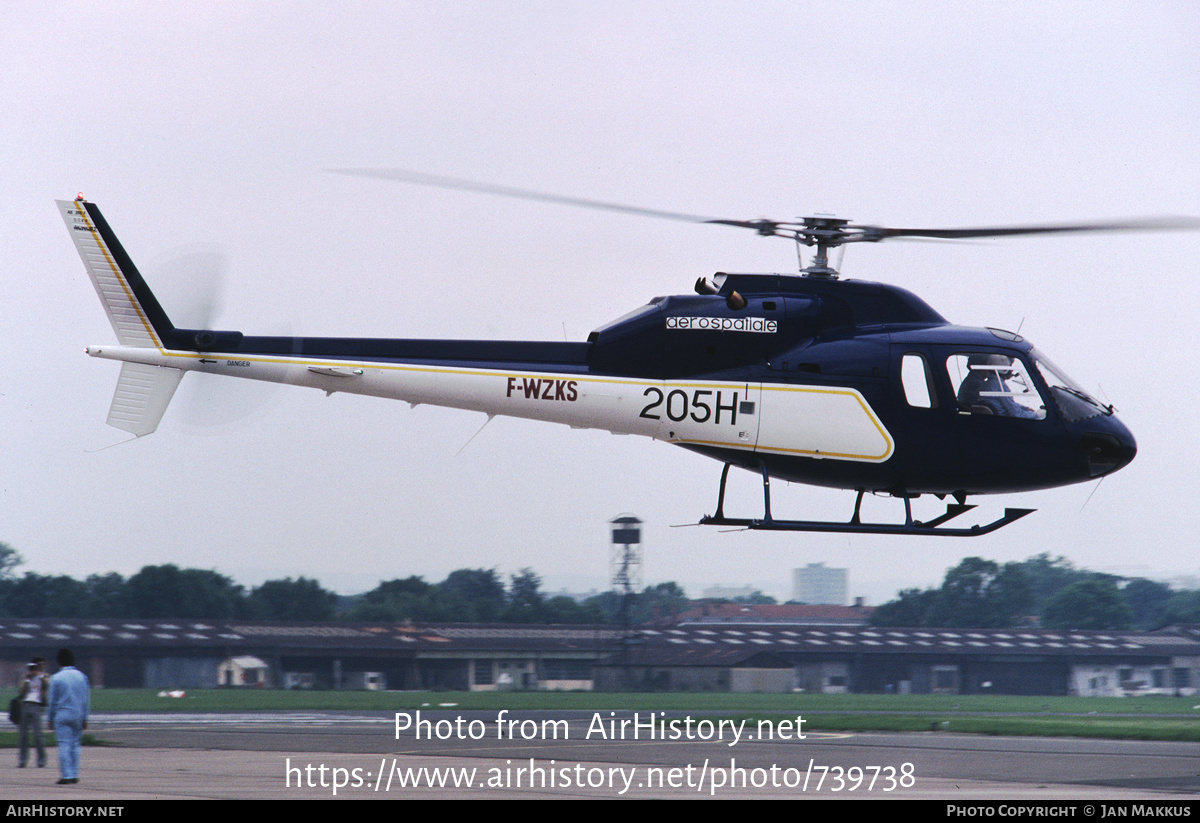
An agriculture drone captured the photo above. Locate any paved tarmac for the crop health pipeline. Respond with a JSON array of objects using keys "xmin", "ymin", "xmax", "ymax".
[
  {"xmin": 5, "ymin": 746, "xmax": 1198, "ymax": 800},
  {"xmin": 4, "ymin": 712, "xmax": 1197, "ymax": 800}
]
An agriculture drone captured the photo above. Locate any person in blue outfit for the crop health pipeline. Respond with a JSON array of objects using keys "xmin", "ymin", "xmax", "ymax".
[{"xmin": 46, "ymin": 648, "xmax": 89, "ymax": 785}]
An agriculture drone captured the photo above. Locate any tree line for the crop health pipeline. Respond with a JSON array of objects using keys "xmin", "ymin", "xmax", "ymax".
[
  {"xmin": 2, "ymin": 541, "xmax": 1196, "ymax": 629},
  {"xmin": 0, "ymin": 543, "xmax": 689, "ymax": 624},
  {"xmin": 869, "ymin": 553, "xmax": 1200, "ymax": 631}
]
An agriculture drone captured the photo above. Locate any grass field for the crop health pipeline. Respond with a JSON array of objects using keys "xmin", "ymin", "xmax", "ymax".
[{"xmin": 3, "ymin": 688, "xmax": 1198, "ymax": 742}]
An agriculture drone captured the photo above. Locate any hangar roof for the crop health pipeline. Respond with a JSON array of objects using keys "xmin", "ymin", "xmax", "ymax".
[{"xmin": 2, "ymin": 619, "xmax": 1196, "ymax": 661}]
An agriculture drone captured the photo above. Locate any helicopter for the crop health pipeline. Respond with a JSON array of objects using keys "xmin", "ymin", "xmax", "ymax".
[{"xmin": 60, "ymin": 175, "xmax": 1176, "ymax": 537}]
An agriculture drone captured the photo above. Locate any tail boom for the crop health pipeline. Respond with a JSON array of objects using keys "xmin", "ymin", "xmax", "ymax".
[{"xmin": 66, "ymin": 198, "xmax": 887, "ymax": 468}]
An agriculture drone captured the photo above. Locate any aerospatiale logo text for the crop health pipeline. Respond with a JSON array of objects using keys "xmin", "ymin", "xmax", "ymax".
[{"xmin": 665, "ymin": 316, "xmax": 777, "ymax": 333}]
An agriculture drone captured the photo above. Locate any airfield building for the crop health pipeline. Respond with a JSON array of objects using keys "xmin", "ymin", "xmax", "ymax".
[
  {"xmin": 791, "ymin": 563, "xmax": 849, "ymax": 606},
  {"xmin": 1, "ymin": 618, "xmax": 1197, "ymax": 697}
]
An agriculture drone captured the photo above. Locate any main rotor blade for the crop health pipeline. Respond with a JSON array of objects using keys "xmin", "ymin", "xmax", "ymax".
[
  {"xmin": 330, "ymin": 169, "xmax": 1200, "ymax": 249},
  {"xmin": 330, "ymin": 167, "xmax": 720, "ymax": 224},
  {"xmin": 862, "ymin": 217, "xmax": 1200, "ymax": 242}
]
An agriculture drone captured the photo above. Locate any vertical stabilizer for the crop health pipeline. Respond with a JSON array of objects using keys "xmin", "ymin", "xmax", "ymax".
[
  {"xmin": 61, "ymin": 197, "xmax": 184, "ymax": 434},
  {"xmin": 57, "ymin": 198, "xmax": 174, "ymax": 348}
]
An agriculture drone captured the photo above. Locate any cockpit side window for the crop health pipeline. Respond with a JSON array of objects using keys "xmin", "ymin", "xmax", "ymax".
[
  {"xmin": 947, "ymin": 353, "xmax": 1046, "ymax": 419},
  {"xmin": 901, "ymin": 353, "xmax": 936, "ymax": 408}
]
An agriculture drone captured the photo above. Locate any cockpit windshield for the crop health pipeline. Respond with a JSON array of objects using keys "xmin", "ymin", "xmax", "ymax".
[{"xmin": 1032, "ymin": 350, "xmax": 1110, "ymax": 422}]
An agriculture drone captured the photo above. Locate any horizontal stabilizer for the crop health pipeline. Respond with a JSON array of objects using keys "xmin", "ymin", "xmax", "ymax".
[{"xmin": 107, "ymin": 362, "xmax": 183, "ymax": 436}]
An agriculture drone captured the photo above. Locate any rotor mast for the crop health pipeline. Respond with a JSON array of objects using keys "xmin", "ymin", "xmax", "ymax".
[{"xmin": 796, "ymin": 216, "xmax": 850, "ymax": 278}]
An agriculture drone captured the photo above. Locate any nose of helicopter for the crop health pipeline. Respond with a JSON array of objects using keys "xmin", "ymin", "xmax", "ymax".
[{"xmin": 1079, "ymin": 418, "xmax": 1137, "ymax": 478}]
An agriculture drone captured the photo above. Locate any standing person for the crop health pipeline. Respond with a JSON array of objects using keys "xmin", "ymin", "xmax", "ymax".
[
  {"xmin": 46, "ymin": 648, "xmax": 89, "ymax": 786},
  {"xmin": 17, "ymin": 658, "xmax": 49, "ymax": 768}
]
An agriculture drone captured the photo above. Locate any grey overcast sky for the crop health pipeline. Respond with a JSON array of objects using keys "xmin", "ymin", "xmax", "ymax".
[{"xmin": 2, "ymin": 2, "xmax": 1198, "ymax": 603}]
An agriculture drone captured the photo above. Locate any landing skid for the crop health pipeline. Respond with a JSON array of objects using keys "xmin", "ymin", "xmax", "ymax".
[{"xmin": 699, "ymin": 464, "xmax": 1034, "ymax": 536}]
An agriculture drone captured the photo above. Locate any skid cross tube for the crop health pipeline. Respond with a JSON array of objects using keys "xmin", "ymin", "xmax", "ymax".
[{"xmin": 699, "ymin": 463, "xmax": 1034, "ymax": 536}]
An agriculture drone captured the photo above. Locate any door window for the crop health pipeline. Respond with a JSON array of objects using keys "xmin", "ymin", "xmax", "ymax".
[{"xmin": 901, "ymin": 353, "xmax": 935, "ymax": 408}]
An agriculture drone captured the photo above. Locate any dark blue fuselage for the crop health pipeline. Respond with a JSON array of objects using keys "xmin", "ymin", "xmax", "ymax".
[{"xmin": 79, "ymin": 199, "xmax": 1134, "ymax": 497}]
